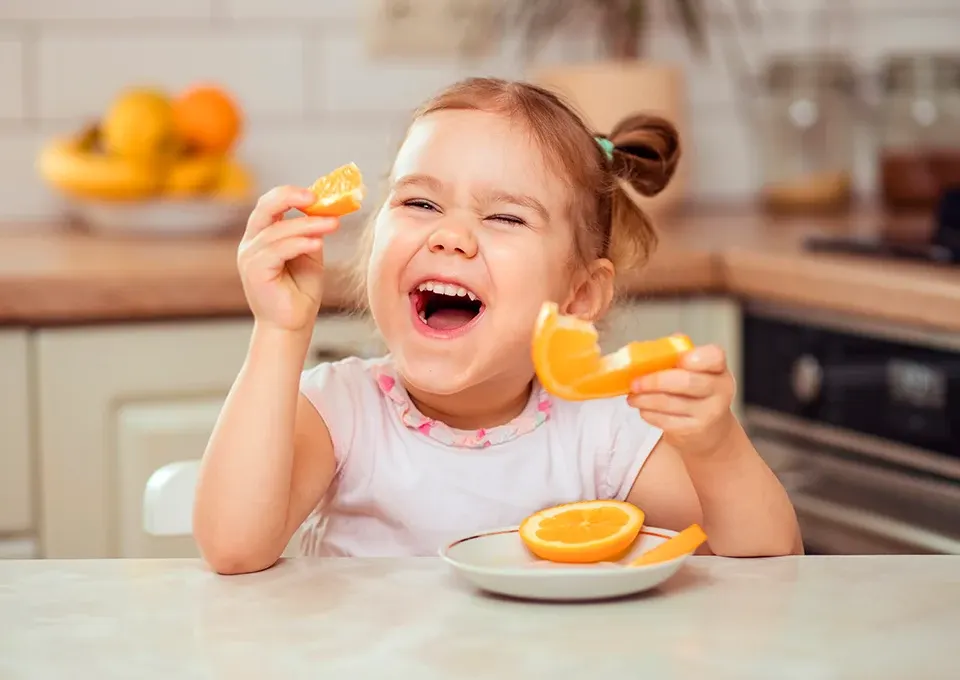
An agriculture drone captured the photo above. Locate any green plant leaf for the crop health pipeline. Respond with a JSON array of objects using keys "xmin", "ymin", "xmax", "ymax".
[
  {"xmin": 509, "ymin": 0, "xmax": 709, "ymax": 61},
  {"xmin": 667, "ymin": 0, "xmax": 708, "ymax": 56}
]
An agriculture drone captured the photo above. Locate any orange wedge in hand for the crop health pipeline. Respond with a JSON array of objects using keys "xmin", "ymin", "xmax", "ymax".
[
  {"xmin": 300, "ymin": 162, "xmax": 365, "ymax": 217},
  {"xmin": 519, "ymin": 500, "xmax": 645, "ymax": 564},
  {"xmin": 629, "ymin": 524, "xmax": 708, "ymax": 567},
  {"xmin": 531, "ymin": 301, "xmax": 694, "ymax": 401}
]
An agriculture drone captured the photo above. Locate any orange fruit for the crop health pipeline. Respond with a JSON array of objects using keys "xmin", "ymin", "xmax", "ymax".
[
  {"xmin": 629, "ymin": 523, "xmax": 708, "ymax": 567},
  {"xmin": 301, "ymin": 162, "xmax": 365, "ymax": 217},
  {"xmin": 172, "ymin": 84, "xmax": 243, "ymax": 154},
  {"xmin": 519, "ymin": 500, "xmax": 645, "ymax": 564},
  {"xmin": 532, "ymin": 301, "xmax": 694, "ymax": 401},
  {"xmin": 101, "ymin": 87, "xmax": 177, "ymax": 161}
]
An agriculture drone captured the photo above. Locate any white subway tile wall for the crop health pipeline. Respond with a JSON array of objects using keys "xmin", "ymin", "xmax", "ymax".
[
  {"xmin": 37, "ymin": 29, "xmax": 307, "ymax": 121},
  {"xmin": 0, "ymin": 36, "xmax": 25, "ymax": 120},
  {"xmin": 0, "ymin": 0, "xmax": 957, "ymax": 222}
]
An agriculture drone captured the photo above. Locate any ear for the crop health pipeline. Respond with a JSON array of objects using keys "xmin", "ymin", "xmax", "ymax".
[{"xmin": 560, "ymin": 258, "xmax": 615, "ymax": 321}]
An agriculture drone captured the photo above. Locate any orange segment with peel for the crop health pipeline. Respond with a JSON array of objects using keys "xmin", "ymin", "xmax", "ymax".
[
  {"xmin": 519, "ymin": 500, "xmax": 645, "ymax": 564},
  {"xmin": 629, "ymin": 524, "xmax": 708, "ymax": 567},
  {"xmin": 532, "ymin": 301, "xmax": 694, "ymax": 401},
  {"xmin": 301, "ymin": 162, "xmax": 365, "ymax": 217}
]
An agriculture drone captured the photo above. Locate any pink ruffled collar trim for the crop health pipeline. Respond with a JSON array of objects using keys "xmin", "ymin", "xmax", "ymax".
[{"xmin": 371, "ymin": 362, "xmax": 552, "ymax": 449}]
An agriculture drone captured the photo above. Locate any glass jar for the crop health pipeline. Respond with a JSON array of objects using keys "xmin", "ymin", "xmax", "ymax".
[
  {"xmin": 756, "ymin": 53, "xmax": 858, "ymax": 215},
  {"xmin": 877, "ymin": 53, "xmax": 960, "ymax": 213}
]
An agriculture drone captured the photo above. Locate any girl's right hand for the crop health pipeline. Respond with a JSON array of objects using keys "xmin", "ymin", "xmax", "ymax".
[{"xmin": 237, "ymin": 185, "xmax": 340, "ymax": 332}]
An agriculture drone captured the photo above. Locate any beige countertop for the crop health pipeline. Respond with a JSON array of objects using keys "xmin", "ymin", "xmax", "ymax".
[
  {"xmin": 1, "ymin": 555, "xmax": 958, "ymax": 679},
  {"xmin": 1, "ymin": 207, "xmax": 959, "ymax": 331}
]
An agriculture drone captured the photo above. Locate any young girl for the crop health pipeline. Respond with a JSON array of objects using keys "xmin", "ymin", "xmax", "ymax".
[{"xmin": 194, "ymin": 77, "xmax": 802, "ymax": 574}]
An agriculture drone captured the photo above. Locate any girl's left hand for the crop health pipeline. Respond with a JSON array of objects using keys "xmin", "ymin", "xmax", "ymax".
[{"xmin": 627, "ymin": 345, "xmax": 737, "ymax": 457}]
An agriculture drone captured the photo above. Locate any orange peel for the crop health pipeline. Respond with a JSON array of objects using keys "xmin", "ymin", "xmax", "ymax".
[
  {"xmin": 519, "ymin": 500, "xmax": 645, "ymax": 564},
  {"xmin": 532, "ymin": 301, "xmax": 694, "ymax": 401},
  {"xmin": 629, "ymin": 524, "xmax": 708, "ymax": 567},
  {"xmin": 301, "ymin": 162, "xmax": 365, "ymax": 217}
]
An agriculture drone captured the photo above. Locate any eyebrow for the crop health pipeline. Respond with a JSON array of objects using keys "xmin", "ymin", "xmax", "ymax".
[
  {"xmin": 392, "ymin": 173, "xmax": 444, "ymax": 193},
  {"xmin": 484, "ymin": 189, "xmax": 549, "ymax": 222},
  {"xmin": 392, "ymin": 173, "xmax": 550, "ymax": 222}
]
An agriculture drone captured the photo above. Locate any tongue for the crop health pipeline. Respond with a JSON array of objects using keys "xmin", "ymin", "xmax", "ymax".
[{"xmin": 425, "ymin": 308, "xmax": 476, "ymax": 331}]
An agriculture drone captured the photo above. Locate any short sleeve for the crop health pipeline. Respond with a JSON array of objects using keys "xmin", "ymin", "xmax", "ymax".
[
  {"xmin": 298, "ymin": 357, "xmax": 367, "ymax": 473},
  {"xmin": 585, "ymin": 398, "xmax": 663, "ymax": 501}
]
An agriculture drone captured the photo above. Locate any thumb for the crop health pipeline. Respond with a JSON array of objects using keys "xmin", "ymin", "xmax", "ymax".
[{"xmin": 678, "ymin": 344, "xmax": 726, "ymax": 374}]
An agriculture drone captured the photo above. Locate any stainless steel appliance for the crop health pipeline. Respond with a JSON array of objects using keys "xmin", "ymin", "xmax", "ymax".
[{"xmin": 741, "ymin": 303, "xmax": 960, "ymax": 554}]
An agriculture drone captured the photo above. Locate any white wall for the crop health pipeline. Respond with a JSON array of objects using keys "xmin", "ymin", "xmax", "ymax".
[{"xmin": 0, "ymin": 0, "xmax": 958, "ymax": 222}]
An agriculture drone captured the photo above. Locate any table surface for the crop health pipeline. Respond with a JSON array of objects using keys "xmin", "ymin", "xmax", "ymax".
[{"xmin": 2, "ymin": 555, "xmax": 959, "ymax": 680}]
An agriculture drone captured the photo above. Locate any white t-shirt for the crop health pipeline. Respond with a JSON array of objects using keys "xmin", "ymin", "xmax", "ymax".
[{"xmin": 297, "ymin": 356, "xmax": 662, "ymax": 557}]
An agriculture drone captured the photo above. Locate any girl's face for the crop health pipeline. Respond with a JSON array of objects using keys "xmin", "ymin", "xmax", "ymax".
[{"xmin": 366, "ymin": 109, "xmax": 608, "ymax": 397}]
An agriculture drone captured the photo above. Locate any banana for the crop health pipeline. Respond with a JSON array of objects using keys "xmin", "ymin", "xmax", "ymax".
[
  {"xmin": 211, "ymin": 158, "xmax": 254, "ymax": 201},
  {"xmin": 162, "ymin": 153, "xmax": 224, "ymax": 197},
  {"xmin": 37, "ymin": 126, "xmax": 161, "ymax": 201}
]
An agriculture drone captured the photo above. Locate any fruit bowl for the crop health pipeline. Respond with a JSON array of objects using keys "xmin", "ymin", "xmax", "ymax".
[
  {"xmin": 64, "ymin": 196, "xmax": 252, "ymax": 237},
  {"xmin": 37, "ymin": 82, "xmax": 256, "ymax": 237}
]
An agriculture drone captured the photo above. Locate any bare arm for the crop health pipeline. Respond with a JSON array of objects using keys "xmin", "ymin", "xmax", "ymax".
[
  {"xmin": 193, "ymin": 324, "xmax": 336, "ymax": 575},
  {"xmin": 628, "ymin": 343, "xmax": 802, "ymax": 558},
  {"xmin": 625, "ymin": 441, "xmax": 709, "ymax": 552},
  {"xmin": 193, "ymin": 186, "xmax": 341, "ymax": 575},
  {"xmin": 627, "ymin": 423, "xmax": 802, "ymax": 557}
]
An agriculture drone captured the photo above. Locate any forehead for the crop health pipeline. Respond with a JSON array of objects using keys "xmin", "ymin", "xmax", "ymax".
[{"xmin": 391, "ymin": 109, "xmax": 567, "ymax": 206}]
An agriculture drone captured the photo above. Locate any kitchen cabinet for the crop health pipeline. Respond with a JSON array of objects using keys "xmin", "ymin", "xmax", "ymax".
[
  {"xmin": 0, "ymin": 329, "xmax": 37, "ymax": 558},
  {"xmin": 35, "ymin": 314, "xmax": 384, "ymax": 559}
]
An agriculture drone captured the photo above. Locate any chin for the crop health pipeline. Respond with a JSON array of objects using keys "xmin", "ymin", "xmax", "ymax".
[{"xmin": 390, "ymin": 349, "xmax": 482, "ymax": 396}]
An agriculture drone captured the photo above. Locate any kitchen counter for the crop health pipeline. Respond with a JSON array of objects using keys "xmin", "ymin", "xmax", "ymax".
[
  {"xmin": 2, "ymin": 207, "xmax": 959, "ymax": 330},
  {"xmin": 1, "ymin": 555, "xmax": 957, "ymax": 679}
]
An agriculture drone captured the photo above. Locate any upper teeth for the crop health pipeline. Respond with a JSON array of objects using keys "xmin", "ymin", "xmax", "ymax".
[{"xmin": 417, "ymin": 280, "xmax": 478, "ymax": 301}]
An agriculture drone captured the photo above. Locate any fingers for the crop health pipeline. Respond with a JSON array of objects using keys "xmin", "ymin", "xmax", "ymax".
[
  {"xmin": 238, "ymin": 214, "xmax": 338, "ymax": 283},
  {"xmin": 259, "ymin": 215, "xmax": 339, "ymax": 245},
  {"xmin": 627, "ymin": 392, "xmax": 698, "ymax": 416},
  {"xmin": 678, "ymin": 345, "xmax": 727, "ymax": 374},
  {"xmin": 243, "ymin": 236, "xmax": 325, "ymax": 277},
  {"xmin": 245, "ymin": 185, "xmax": 318, "ymax": 236},
  {"xmin": 631, "ymin": 369, "xmax": 714, "ymax": 398}
]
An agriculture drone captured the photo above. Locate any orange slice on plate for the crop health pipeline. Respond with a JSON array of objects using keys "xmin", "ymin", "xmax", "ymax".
[
  {"xmin": 629, "ymin": 524, "xmax": 708, "ymax": 567},
  {"xmin": 519, "ymin": 500, "xmax": 645, "ymax": 564},
  {"xmin": 301, "ymin": 162, "xmax": 365, "ymax": 217},
  {"xmin": 531, "ymin": 301, "xmax": 694, "ymax": 401}
]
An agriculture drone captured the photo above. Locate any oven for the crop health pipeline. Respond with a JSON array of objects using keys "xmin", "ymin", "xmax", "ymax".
[{"xmin": 741, "ymin": 303, "xmax": 960, "ymax": 555}]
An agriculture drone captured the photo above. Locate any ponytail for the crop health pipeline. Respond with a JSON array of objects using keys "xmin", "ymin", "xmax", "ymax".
[{"xmin": 596, "ymin": 114, "xmax": 681, "ymax": 271}]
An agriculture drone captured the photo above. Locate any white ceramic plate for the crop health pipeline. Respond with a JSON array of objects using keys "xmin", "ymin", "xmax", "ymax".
[
  {"xmin": 440, "ymin": 525, "xmax": 693, "ymax": 602},
  {"xmin": 67, "ymin": 197, "xmax": 251, "ymax": 237}
]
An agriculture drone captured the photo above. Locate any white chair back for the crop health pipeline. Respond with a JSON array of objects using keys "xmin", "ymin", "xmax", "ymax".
[{"xmin": 142, "ymin": 460, "xmax": 200, "ymax": 537}]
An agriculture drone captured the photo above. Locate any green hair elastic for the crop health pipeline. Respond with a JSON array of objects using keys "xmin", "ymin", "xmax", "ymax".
[{"xmin": 595, "ymin": 136, "xmax": 615, "ymax": 161}]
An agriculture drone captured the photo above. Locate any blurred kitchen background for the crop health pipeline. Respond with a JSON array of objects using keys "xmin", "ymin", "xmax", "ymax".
[
  {"xmin": 1, "ymin": 0, "xmax": 960, "ymax": 217},
  {"xmin": 1, "ymin": 0, "xmax": 959, "ymax": 562}
]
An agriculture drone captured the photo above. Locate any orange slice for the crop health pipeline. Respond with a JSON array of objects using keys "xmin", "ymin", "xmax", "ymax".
[
  {"xmin": 519, "ymin": 500, "xmax": 645, "ymax": 564},
  {"xmin": 629, "ymin": 524, "xmax": 708, "ymax": 567},
  {"xmin": 531, "ymin": 301, "xmax": 694, "ymax": 401},
  {"xmin": 301, "ymin": 162, "xmax": 365, "ymax": 217}
]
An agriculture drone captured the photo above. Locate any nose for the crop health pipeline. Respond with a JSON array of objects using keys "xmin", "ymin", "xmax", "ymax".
[{"xmin": 427, "ymin": 222, "xmax": 478, "ymax": 258}]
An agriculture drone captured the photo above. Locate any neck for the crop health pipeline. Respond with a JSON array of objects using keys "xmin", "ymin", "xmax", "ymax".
[{"xmin": 403, "ymin": 374, "xmax": 533, "ymax": 431}]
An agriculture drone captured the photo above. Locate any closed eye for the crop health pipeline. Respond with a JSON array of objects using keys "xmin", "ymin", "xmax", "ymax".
[
  {"xmin": 488, "ymin": 214, "xmax": 526, "ymax": 226},
  {"xmin": 403, "ymin": 199, "xmax": 439, "ymax": 212}
]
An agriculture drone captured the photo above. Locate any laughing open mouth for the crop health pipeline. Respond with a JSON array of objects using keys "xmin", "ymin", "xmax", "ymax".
[{"xmin": 411, "ymin": 280, "xmax": 485, "ymax": 332}]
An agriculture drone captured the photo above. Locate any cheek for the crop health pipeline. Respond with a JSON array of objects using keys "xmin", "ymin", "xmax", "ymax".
[
  {"xmin": 367, "ymin": 211, "xmax": 412, "ymax": 278},
  {"xmin": 365, "ymin": 214, "xmax": 402, "ymax": 306},
  {"xmin": 484, "ymin": 234, "xmax": 571, "ymax": 304}
]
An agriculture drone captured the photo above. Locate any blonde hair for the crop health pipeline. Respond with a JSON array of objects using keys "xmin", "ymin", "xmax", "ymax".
[{"xmin": 349, "ymin": 77, "xmax": 681, "ymax": 308}]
